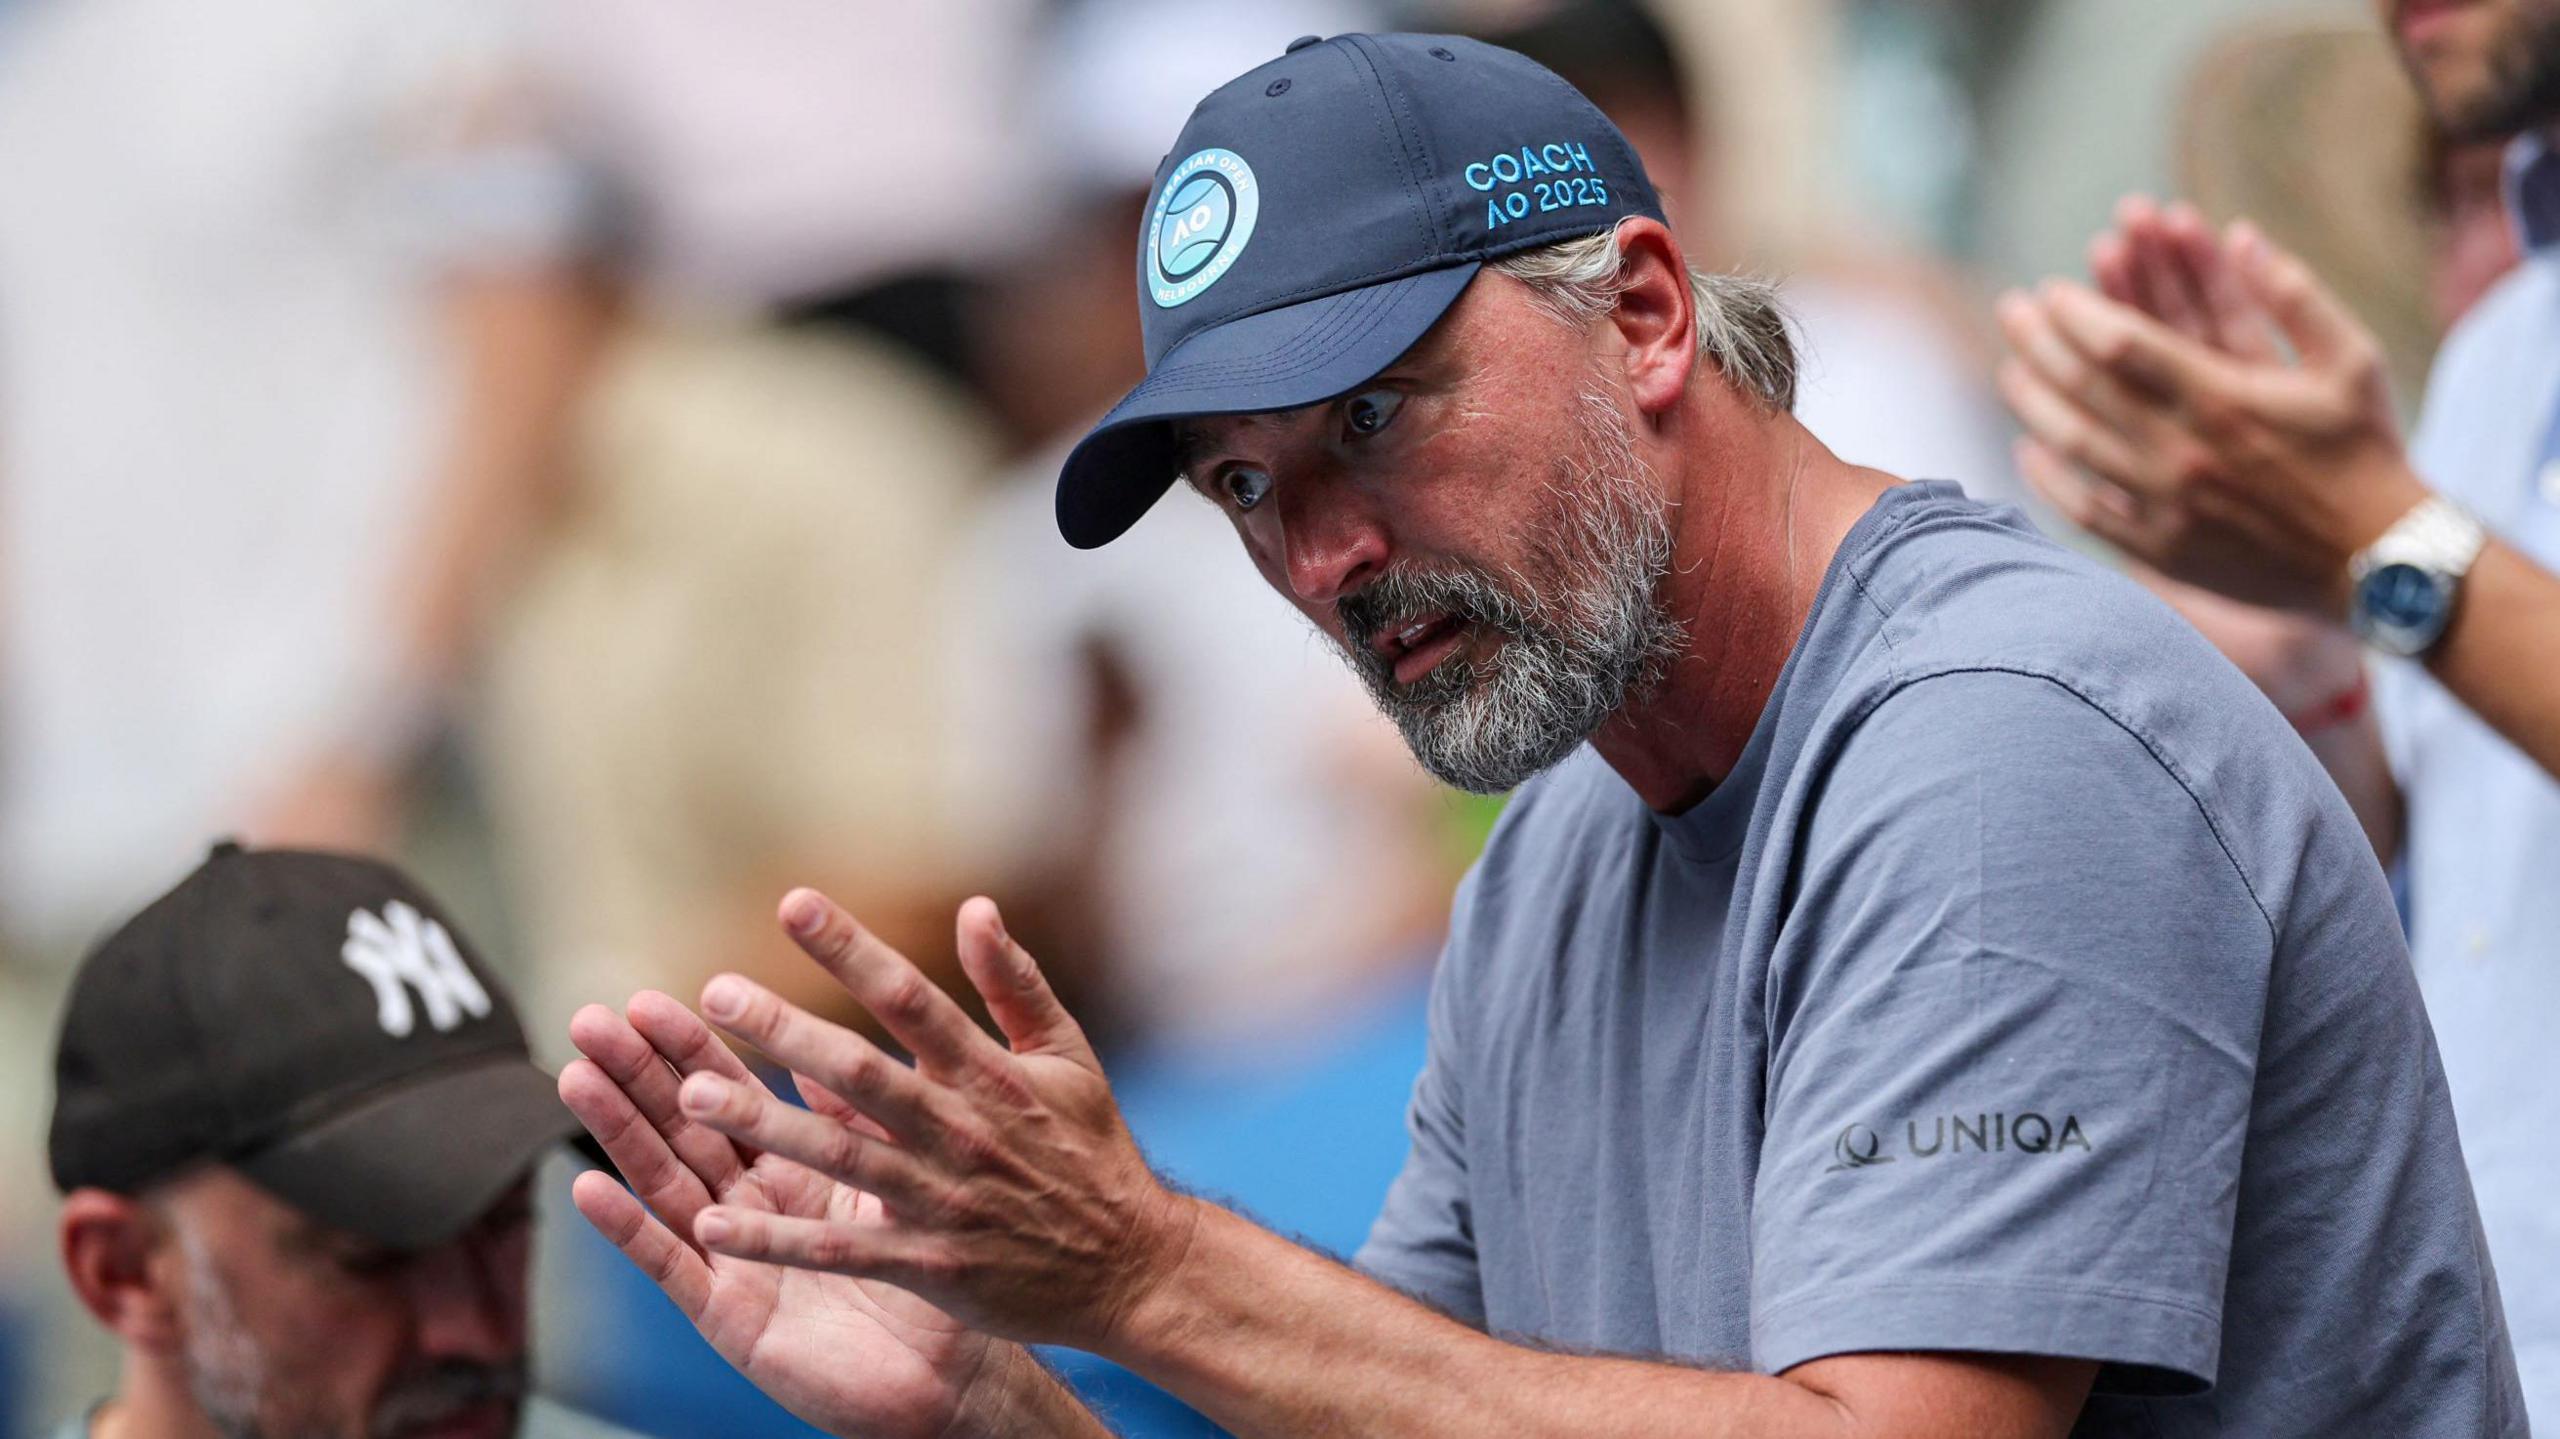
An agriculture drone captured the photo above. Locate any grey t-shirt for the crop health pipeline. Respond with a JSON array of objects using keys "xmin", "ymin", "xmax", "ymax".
[{"xmin": 1356, "ymin": 482, "xmax": 2523, "ymax": 1435}]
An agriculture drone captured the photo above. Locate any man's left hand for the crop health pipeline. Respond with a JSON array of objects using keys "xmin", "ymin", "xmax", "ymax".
[
  {"xmin": 1997, "ymin": 217, "xmax": 2432, "ymax": 616},
  {"xmin": 671, "ymin": 888, "xmax": 1200, "ymax": 1352}
]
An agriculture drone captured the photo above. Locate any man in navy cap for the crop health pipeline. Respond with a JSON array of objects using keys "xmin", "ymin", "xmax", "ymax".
[{"xmin": 565, "ymin": 32, "xmax": 2523, "ymax": 1437}]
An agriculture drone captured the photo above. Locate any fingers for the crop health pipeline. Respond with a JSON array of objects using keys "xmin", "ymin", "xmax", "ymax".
[
  {"xmin": 2037, "ymin": 279, "xmax": 2229, "ymax": 405},
  {"xmin": 698, "ymin": 972, "xmax": 953, "ymax": 1143},
  {"xmin": 572, "ymin": 1169, "xmax": 713, "ymax": 1319},
  {"xmin": 793, "ymin": 1070, "xmax": 896, "ymax": 1145},
  {"xmin": 677, "ymin": 1071, "xmax": 944, "ymax": 1215},
  {"xmin": 953, "ymin": 897, "xmax": 1091, "ymax": 1063},
  {"xmin": 2089, "ymin": 230, "xmax": 2137, "ymax": 308},
  {"xmin": 2117, "ymin": 195, "xmax": 2210, "ymax": 343},
  {"xmin": 2161, "ymin": 202, "xmax": 2283, "ymax": 364},
  {"xmin": 2015, "ymin": 438, "xmax": 2169, "ymax": 576},
  {"xmin": 563, "ymin": 1003, "xmax": 745, "ymax": 1224},
  {"xmin": 2228, "ymin": 220, "xmax": 2364, "ymax": 369},
  {"xmin": 1995, "ymin": 291, "xmax": 2180, "ymax": 495},
  {"xmin": 777, "ymin": 889, "xmax": 1012, "ymax": 1081},
  {"xmin": 627, "ymin": 988, "xmax": 762, "ymax": 1088},
  {"xmin": 693, "ymin": 1204, "xmax": 932, "ymax": 1286},
  {"xmin": 1997, "ymin": 359, "xmax": 2154, "ymax": 495},
  {"xmin": 560, "ymin": 1056, "xmax": 709, "ymax": 1229}
]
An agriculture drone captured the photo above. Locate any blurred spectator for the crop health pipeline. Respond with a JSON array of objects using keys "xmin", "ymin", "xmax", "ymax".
[
  {"xmin": 2174, "ymin": 17, "xmax": 2511, "ymax": 407},
  {"xmin": 45, "ymin": 844, "xmax": 630, "ymax": 1439},
  {"xmin": 1996, "ymin": 0, "xmax": 2560, "ymax": 1416},
  {"xmin": 0, "ymin": 0, "xmax": 608, "ymax": 1425},
  {"xmin": 482, "ymin": 323, "xmax": 998, "ymax": 1039},
  {"xmin": 1450, "ymin": 0, "xmax": 2020, "ymax": 502},
  {"xmin": 473, "ymin": 0, "xmax": 1040, "ymax": 1036}
]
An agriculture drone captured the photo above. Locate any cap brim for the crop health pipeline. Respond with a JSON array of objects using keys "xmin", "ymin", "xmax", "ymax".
[
  {"xmin": 1056, "ymin": 262, "xmax": 1482, "ymax": 549},
  {"xmin": 233, "ymin": 1056, "xmax": 588, "ymax": 1250}
]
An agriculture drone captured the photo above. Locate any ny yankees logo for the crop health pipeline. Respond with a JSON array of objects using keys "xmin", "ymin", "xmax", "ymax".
[{"xmin": 340, "ymin": 901, "xmax": 492, "ymax": 1038}]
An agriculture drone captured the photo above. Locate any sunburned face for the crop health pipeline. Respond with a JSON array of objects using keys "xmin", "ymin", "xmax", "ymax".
[
  {"xmin": 1175, "ymin": 272, "xmax": 1685, "ymax": 792},
  {"xmin": 157, "ymin": 1169, "xmax": 533, "ymax": 1439},
  {"xmin": 2382, "ymin": 0, "xmax": 2560, "ymax": 138}
]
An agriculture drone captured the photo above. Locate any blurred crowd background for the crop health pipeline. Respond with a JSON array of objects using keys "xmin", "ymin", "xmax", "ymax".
[{"xmin": 0, "ymin": 0, "xmax": 2514, "ymax": 1434}]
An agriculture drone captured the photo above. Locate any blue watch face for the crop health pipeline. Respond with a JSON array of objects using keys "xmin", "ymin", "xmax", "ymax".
[{"xmin": 2362, "ymin": 562, "xmax": 2446, "ymax": 631}]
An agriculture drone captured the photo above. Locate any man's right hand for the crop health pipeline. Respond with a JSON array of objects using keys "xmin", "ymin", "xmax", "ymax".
[{"xmin": 560, "ymin": 993, "xmax": 1048, "ymax": 1439}]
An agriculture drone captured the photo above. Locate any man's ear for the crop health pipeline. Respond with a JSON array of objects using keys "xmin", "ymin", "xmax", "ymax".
[
  {"xmin": 61, "ymin": 1188, "xmax": 185, "ymax": 1351},
  {"xmin": 1606, "ymin": 218, "xmax": 1698, "ymax": 419}
]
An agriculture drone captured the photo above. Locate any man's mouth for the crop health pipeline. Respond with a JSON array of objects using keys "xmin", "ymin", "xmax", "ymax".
[
  {"xmin": 389, "ymin": 1399, "xmax": 512, "ymax": 1439},
  {"xmin": 1380, "ymin": 611, "xmax": 1471, "ymax": 687},
  {"xmin": 2396, "ymin": 0, "xmax": 2475, "ymax": 44}
]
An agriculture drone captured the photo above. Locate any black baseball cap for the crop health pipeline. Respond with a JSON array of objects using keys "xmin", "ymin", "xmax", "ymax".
[
  {"xmin": 49, "ymin": 842, "xmax": 584, "ymax": 1249},
  {"xmin": 1053, "ymin": 31, "xmax": 1665, "ymax": 549}
]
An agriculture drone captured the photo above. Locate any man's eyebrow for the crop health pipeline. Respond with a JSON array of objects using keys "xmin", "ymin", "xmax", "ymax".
[{"xmin": 1169, "ymin": 426, "xmax": 1212, "ymax": 484}]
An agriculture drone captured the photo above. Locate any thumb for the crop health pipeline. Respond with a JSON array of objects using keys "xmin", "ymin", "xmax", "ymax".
[
  {"xmin": 954, "ymin": 897, "xmax": 1092, "ymax": 1063},
  {"xmin": 2228, "ymin": 220, "xmax": 2365, "ymax": 369}
]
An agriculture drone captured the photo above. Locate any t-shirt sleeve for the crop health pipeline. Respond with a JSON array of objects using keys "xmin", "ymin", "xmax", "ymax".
[
  {"xmin": 1750, "ymin": 670, "xmax": 2270, "ymax": 1394},
  {"xmin": 1356, "ymin": 915, "xmax": 1486, "ymax": 1326}
]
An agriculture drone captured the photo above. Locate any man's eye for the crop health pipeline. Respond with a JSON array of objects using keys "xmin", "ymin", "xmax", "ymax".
[
  {"xmin": 1225, "ymin": 467, "xmax": 1274, "ymax": 512},
  {"xmin": 1343, "ymin": 388, "xmax": 1405, "ymax": 438}
]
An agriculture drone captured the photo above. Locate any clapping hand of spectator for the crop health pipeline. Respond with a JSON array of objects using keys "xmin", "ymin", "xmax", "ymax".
[{"xmin": 1995, "ymin": 196, "xmax": 2433, "ymax": 618}]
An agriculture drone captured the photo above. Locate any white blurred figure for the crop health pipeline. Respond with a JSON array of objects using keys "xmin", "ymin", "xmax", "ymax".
[
  {"xmin": 0, "ymin": 0, "xmax": 609, "ymax": 1421},
  {"xmin": 0, "ymin": 0, "xmax": 606, "ymax": 952}
]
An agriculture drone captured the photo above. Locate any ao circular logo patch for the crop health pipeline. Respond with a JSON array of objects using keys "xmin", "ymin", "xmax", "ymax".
[{"xmin": 1149, "ymin": 148, "xmax": 1259, "ymax": 308}]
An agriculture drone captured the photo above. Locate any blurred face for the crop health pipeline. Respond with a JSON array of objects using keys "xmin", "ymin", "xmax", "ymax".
[
  {"xmin": 1175, "ymin": 274, "xmax": 1684, "ymax": 793},
  {"xmin": 156, "ymin": 1169, "xmax": 533, "ymax": 1439},
  {"xmin": 2383, "ymin": 0, "xmax": 2560, "ymax": 138}
]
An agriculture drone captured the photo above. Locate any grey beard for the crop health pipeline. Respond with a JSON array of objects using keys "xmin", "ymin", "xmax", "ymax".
[
  {"xmin": 175, "ymin": 1226, "xmax": 524, "ymax": 1439},
  {"xmin": 1336, "ymin": 386, "xmax": 1684, "ymax": 793}
]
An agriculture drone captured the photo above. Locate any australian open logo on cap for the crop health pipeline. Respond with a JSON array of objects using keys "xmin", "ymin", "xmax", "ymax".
[{"xmin": 1149, "ymin": 148, "xmax": 1259, "ymax": 309}]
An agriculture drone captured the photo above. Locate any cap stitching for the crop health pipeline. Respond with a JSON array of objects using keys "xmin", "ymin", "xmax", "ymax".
[
  {"xmin": 1344, "ymin": 34, "xmax": 1447, "ymax": 256},
  {"xmin": 1129, "ymin": 277, "xmax": 1404, "ymax": 393},
  {"xmin": 1131, "ymin": 279, "xmax": 1401, "ymax": 392}
]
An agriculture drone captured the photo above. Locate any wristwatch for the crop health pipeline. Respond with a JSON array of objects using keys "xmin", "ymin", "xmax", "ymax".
[{"xmin": 2347, "ymin": 496, "xmax": 2487, "ymax": 657}]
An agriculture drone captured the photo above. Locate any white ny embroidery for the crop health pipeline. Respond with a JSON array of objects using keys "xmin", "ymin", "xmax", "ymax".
[{"xmin": 340, "ymin": 901, "xmax": 493, "ymax": 1037}]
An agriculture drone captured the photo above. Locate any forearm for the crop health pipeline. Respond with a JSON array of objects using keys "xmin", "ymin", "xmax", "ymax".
[
  {"xmin": 2302, "ymin": 702, "xmax": 2401, "ymax": 864},
  {"xmin": 2431, "ymin": 538, "xmax": 2560, "ymax": 782},
  {"xmin": 1107, "ymin": 1201, "xmax": 1871, "ymax": 1439},
  {"xmin": 947, "ymin": 1342, "xmax": 1119, "ymax": 1439}
]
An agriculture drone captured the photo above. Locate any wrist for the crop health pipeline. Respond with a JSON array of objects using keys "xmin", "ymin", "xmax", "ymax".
[
  {"xmin": 2326, "ymin": 463, "xmax": 2436, "ymax": 616},
  {"xmin": 1095, "ymin": 1189, "xmax": 1213, "ymax": 1367},
  {"xmin": 934, "ymin": 1342, "xmax": 1079, "ymax": 1439},
  {"xmin": 2284, "ymin": 668, "xmax": 2371, "ymax": 738}
]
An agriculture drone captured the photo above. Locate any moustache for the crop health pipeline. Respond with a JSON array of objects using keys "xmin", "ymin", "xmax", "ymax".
[
  {"xmin": 1337, "ymin": 563, "xmax": 1535, "ymax": 666},
  {"xmin": 369, "ymin": 1360, "xmax": 526, "ymax": 1438}
]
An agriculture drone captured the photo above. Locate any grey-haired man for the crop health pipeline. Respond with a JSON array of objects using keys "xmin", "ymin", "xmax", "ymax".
[{"xmin": 565, "ymin": 32, "xmax": 2523, "ymax": 1439}]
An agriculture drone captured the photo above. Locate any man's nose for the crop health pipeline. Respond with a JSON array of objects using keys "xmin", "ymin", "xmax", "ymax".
[
  {"xmin": 1276, "ymin": 472, "xmax": 1388, "ymax": 607},
  {"xmin": 403, "ymin": 1241, "xmax": 523, "ymax": 1360}
]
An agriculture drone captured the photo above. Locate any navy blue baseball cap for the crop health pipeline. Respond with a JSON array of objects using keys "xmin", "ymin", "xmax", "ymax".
[{"xmin": 1054, "ymin": 31, "xmax": 1665, "ymax": 548}]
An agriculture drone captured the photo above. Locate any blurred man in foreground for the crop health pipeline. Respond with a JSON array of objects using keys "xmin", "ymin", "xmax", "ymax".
[
  {"xmin": 1998, "ymin": 0, "xmax": 2560, "ymax": 1417},
  {"xmin": 565, "ymin": 33, "xmax": 2519, "ymax": 1439},
  {"xmin": 47, "ymin": 844, "xmax": 632, "ymax": 1439}
]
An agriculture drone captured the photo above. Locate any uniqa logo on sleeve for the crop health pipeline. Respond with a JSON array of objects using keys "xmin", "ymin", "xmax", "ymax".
[{"xmin": 1148, "ymin": 148, "xmax": 1259, "ymax": 309}]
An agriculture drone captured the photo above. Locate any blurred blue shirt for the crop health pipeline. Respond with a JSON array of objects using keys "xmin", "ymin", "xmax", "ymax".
[{"xmin": 2379, "ymin": 130, "xmax": 2560, "ymax": 1425}]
